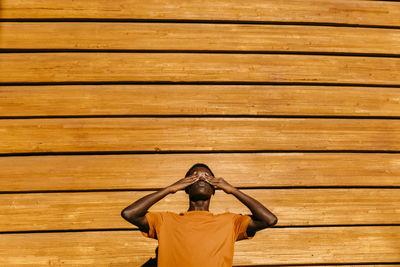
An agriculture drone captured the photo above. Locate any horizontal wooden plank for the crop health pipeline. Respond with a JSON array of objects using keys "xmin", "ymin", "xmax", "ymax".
[
  {"xmin": 0, "ymin": 118, "xmax": 398, "ymax": 153},
  {"xmin": 1, "ymin": 189, "xmax": 399, "ymax": 231},
  {"xmin": 1, "ymin": 53, "xmax": 399, "ymax": 84},
  {"xmin": 1, "ymin": 153, "xmax": 400, "ymax": 191},
  {"xmin": 2, "ymin": 23, "xmax": 400, "ymax": 54},
  {"xmin": 2, "ymin": 0, "xmax": 400, "ymax": 27},
  {"xmin": 0, "ymin": 226, "xmax": 399, "ymax": 265},
  {"xmin": 1, "ymin": 85, "xmax": 400, "ymax": 117}
]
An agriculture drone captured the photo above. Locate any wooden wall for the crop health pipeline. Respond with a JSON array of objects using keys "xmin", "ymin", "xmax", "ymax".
[{"xmin": 1, "ymin": 0, "xmax": 400, "ymax": 266}]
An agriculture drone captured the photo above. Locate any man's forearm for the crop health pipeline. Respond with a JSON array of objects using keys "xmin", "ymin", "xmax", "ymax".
[
  {"xmin": 121, "ymin": 187, "xmax": 171, "ymax": 218},
  {"xmin": 231, "ymin": 188, "xmax": 277, "ymax": 225}
]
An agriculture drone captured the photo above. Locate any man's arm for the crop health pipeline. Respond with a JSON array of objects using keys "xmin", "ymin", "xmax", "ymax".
[
  {"xmin": 121, "ymin": 174, "xmax": 200, "ymax": 233},
  {"xmin": 230, "ymin": 187, "xmax": 278, "ymax": 235},
  {"xmin": 205, "ymin": 177, "xmax": 278, "ymax": 236},
  {"xmin": 121, "ymin": 187, "xmax": 171, "ymax": 233}
]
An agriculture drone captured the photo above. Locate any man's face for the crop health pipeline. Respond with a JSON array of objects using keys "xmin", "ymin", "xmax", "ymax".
[{"xmin": 186, "ymin": 167, "xmax": 214, "ymax": 199}]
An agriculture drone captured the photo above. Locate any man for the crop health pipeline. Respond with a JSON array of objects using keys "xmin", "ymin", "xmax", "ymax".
[{"xmin": 121, "ymin": 163, "xmax": 278, "ymax": 267}]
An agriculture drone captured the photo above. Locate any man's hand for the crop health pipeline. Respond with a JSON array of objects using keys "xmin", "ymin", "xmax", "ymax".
[
  {"xmin": 204, "ymin": 176, "xmax": 236, "ymax": 194},
  {"xmin": 167, "ymin": 174, "xmax": 200, "ymax": 194}
]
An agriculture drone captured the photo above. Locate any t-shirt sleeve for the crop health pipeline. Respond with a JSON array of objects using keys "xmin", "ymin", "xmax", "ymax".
[
  {"xmin": 140, "ymin": 211, "xmax": 163, "ymax": 240},
  {"xmin": 233, "ymin": 213, "xmax": 255, "ymax": 241}
]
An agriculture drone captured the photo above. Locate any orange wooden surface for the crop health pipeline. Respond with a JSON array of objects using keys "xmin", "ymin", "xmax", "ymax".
[
  {"xmin": 1, "ymin": 153, "xmax": 399, "ymax": 191},
  {"xmin": 2, "ymin": 23, "xmax": 400, "ymax": 54},
  {"xmin": 1, "ymin": 0, "xmax": 399, "ymax": 265},
  {"xmin": 1, "ymin": 53, "xmax": 400, "ymax": 84},
  {"xmin": 0, "ymin": 118, "xmax": 398, "ymax": 153},
  {"xmin": 2, "ymin": 0, "xmax": 400, "ymax": 27},
  {"xmin": 0, "ymin": 85, "xmax": 399, "ymax": 117}
]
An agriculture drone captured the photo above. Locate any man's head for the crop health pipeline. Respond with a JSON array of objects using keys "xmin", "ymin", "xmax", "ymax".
[{"xmin": 184, "ymin": 163, "xmax": 215, "ymax": 199}]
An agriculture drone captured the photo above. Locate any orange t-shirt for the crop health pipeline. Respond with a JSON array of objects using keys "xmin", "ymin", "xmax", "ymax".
[{"xmin": 140, "ymin": 210, "xmax": 254, "ymax": 267}]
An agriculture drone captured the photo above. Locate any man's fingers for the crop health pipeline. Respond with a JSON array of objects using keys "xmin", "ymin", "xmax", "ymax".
[
  {"xmin": 205, "ymin": 177, "xmax": 216, "ymax": 186},
  {"xmin": 205, "ymin": 176, "xmax": 214, "ymax": 182},
  {"xmin": 187, "ymin": 174, "xmax": 198, "ymax": 180},
  {"xmin": 189, "ymin": 176, "xmax": 199, "ymax": 184}
]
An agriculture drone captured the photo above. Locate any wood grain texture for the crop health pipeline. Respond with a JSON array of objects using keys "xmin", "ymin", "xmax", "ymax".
[
  {"xmin": 1, "ymin": 0, "xmax": 399, "ymax": 266},
  {"xmin": 0, "ymin": 118, "xmax": 398, "ymax": 154},
  {"xmin": 2, "ymin": 0, "xmax": 400, "ymax": 27},
  {"xmin": 1, "ymin": 85, "xmax": 400, "ymax": 117},
  {"xmin": 2, "ymin": 23, "xmax": 400, "ymax": 54},
  {"xmin": 0, "ymin": 226, "xmax": 399, "ymax": 265},
  {"xmin": 1, "ymin": 53, "xmax": 399, "ymax": 84},
  {"xmin": 1, "ymin": 153, "xmax": 400, "ymax": 191},
  {"xmin": 1, "ymin": 189, "xmax": 399, "ymax": 231}
]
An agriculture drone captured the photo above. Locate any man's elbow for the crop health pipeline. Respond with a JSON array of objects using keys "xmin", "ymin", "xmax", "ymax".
[
  {"xmin": 121, "ymin": 209, "xmax": 129, "ymax": 220},
  {"xmin": 266, "ymin": 216, "xmax": 278, "ymax": 227},
  {"xmin": 121, "ymin": 208, "xmax": 136, "ymax": 221},
  {"xmin": 121, "ymin": 208, "xmax": 144, "ymax": 225}
]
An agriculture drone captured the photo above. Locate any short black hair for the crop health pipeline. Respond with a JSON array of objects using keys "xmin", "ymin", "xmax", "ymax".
[{"xmin": 184, "ymin": 163, "xmax": 215, "ymax": 195}]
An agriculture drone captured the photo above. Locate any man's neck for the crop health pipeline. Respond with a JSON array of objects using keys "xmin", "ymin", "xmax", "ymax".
[{"xmin": 187, "ymin": 198, "xmax": 210, "ymax": 211}]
